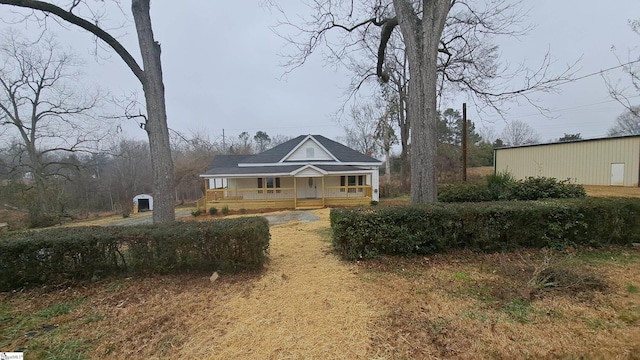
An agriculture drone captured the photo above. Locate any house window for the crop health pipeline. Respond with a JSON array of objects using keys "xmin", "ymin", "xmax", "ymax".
[
  {"xmin": 306, "ymin": 147, "xmax": 314, "ymax": 158},
  {"xmin": 348, "ymin": 175, "xmax": 356, "ymax": 193},
  {"xmin": 266, "ymin": 177, "xmax": 274, "ymax": 193},
  {"xmin": 358, "ymin": 175, "xmax": 364, "ymax": 192},
  {"xmin": 259, "ymin": 177, "xmax": 281, "ymax": 194},
  {"xmin": 340, "ymin": 176, "xmax": 345, "ymax": 192}
]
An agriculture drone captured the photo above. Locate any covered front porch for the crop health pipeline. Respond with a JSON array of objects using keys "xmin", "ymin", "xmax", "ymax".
[{"xmin": 197, "ymin": 173, "xmax": 375, "ymax": 211}]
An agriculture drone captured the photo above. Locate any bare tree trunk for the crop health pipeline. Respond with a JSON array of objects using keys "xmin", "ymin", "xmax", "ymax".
[
  {"xmin": 0, "ymin": 0, "xmax": 177, "ymax": 224},
  {"xmin": 394, "ymin": 0, "xmax": 450, "ymax": 203},
  {"xmin": 397, "ymin": 80, "xmax": 410, "ymax": 192},
  {"xmin": 132, "ymin": 0, "xmax": 175, "ymax": 222},
  {"xmin": 385, "ymin": 148, "xmax": 391, "ymax": 184}
]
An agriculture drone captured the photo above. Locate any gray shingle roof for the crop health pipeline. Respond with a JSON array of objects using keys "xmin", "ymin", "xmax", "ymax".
[
  {"xmin": 202, "ymin": 155, "xmax": 296, "ymax": 175},
  {"xmin": 203, "ymin": 135, "xmax": 380, "ymax": 176},
  {"xmin": 312, "ymin": 135, "xmax": 380, "ymax": 163},
  {"xmin": 237, "ymin": 135, "xmax": 380, "ymax": 164},
  {"xmin": 241, "ymin": 135, "xmax": 307, "ymax": 164}
]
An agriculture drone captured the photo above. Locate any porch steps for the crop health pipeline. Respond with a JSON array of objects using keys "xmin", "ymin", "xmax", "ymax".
[{"xmin": 295, "ymin": 199, "xmax": 324, "ymax": 210}]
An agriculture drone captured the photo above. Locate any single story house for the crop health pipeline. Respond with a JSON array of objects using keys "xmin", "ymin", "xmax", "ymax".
[
  {"xmin": 198, "ymin": 134, "xmax": 382, "ymax": 210},
  {"xmin": 494, "ymin": 135, "xmax": 640, "ymax": 186}
]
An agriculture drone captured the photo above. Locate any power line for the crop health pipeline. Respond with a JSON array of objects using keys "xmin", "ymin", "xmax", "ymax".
[
  {"xmin": 515, "ymin": 95, "xmax": 640, "ymax": 119},
  {"xmin": 556, "ymin": 58, "xmax": 640, "ymax": 86}
]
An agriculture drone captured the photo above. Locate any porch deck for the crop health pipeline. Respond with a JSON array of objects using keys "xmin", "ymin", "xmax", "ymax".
[{"xmin": 196, "ymin": 186, "xmax": 373, "ymax": 211}]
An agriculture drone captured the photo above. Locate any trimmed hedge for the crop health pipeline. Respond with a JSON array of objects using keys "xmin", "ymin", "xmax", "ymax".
[
  {"xmin": 330, "ymin": 198, "xmax": 640, "ymax": 260},
  {"xmin": 0, "ymin": 217, "xmax": 270, "ymax": 291}
]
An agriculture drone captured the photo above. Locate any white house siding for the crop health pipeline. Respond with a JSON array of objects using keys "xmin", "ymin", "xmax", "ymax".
[
  {"xmin": 495, "ymin": 137, "xmax": 640, "ymax": 186},
  {"xmin": 286, "ymin": 139, "xmax": 334, "ymax": 161},
  {"xmin": 226, "ymin": 177, "xmax": 294, "ymax": 200},
  {"xmin": 295, "ymin": 167, "xmax": 325, "ymax": 177}
]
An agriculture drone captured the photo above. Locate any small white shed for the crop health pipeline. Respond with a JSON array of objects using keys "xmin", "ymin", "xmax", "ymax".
[{"xmin": 133, "ymin": 194, "xmax": 153, "ymax": 213}]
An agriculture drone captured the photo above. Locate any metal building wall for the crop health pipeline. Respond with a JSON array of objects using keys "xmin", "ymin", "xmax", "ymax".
[{"xmin": 494, "ymin": 136, "xmax": 640, "ymax": 186}]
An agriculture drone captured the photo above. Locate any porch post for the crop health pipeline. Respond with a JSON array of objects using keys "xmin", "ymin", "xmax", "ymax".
[
  {"xmin": 321, "ymin": 176, "xmax": 325, "ymax": 207},
  {"xmin": 371, "ymin": 168, "xmax": 380, "ymax": 202},
  {"xmin": 293, "ymin": 176, "xmax": 297, "ymax": 209}
]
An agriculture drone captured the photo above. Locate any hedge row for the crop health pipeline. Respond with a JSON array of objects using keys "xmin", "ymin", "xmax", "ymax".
[
  {"xmin": 330, "ymin": 198, "xmax": 640, "ymax": 260},
  {"xmin": 0, "ymin": 217, "xmax": 270, "ymax": 291}
]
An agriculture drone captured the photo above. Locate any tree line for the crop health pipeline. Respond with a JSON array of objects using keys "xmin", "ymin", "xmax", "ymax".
[{"xmin": 0, "ymin": 1, "xmax": 637, "ymax": 225}]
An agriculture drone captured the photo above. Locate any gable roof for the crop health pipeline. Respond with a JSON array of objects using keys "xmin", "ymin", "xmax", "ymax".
[
  {"xmin": 202, "ymin": 135, "xmax": 381, "ymax": 177},
  {"xmin": 239, "ymin": 135, "xmax": 380, "ymax": 165},
  {"xmin": 241, "ymin": 135, "xmax": 307, "ymax": 164},
  {"xmin": 313, "ymin": 135, "xmax": 379, "ymax": 163}
]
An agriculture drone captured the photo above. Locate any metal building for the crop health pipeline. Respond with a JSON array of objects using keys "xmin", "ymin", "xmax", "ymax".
[{"xmin": 494, "ymin": 135, "xmax": 640, "ymax": 187}]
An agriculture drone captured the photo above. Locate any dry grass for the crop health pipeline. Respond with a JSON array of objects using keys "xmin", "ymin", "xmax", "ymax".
[
  {"xmin": 178, "ymin": 209, "xmax": 374, "ymax": 359},
  {"xmin": 2, "ymin": 209, "xmax": 640, "ymax": 359},
  {"xmin": 584, "ymin": 185, "xmax": 640, "ymax": 198},
  {"xmin": 467, "ymin": 166, "xmax": 494, "ymax": 180},
  {"xmin": 359, "ymin": 249, "xmax": 640, "ymax": 359},
  {"xmin": 1, "ymin": 209, "xmax": 374, "ymax": 359}
]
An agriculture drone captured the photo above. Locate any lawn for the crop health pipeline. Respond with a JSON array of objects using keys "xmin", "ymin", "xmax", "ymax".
[{"xmin": 1, "ymin": 208, "xmax": 639, "ymax": 358}]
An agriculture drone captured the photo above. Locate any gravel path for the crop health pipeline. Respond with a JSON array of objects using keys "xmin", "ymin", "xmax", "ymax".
[{"xmin": 262, "ymin": 210, "xmax": 320, "ymax": 225}]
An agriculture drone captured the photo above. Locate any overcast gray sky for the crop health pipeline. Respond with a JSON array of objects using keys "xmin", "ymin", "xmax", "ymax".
[{"xmin": 1, "ymin": 1, "xmax": 639, "ymax": 149}]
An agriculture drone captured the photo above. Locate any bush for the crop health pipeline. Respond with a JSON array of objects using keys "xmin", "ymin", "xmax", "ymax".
[
  {"xmin": 438, "ymin": 183, "xmax": 491, "ymax": 203},
  {"xmin": 330, "ymin": 198, "xmax": 640, "ymax": 260},
  {"xmin": 379, "ymin": 183, "xmax": 404, "ymax": 198},
  {"xmin": 487, "ymin": 171, "xmax": 516, "ymax": 200},
  {"xmin": 438, "ymin": 174, "xmax": 586, "ymax": 203},
  {"xmin": 221, "ymin": 206, "xmax": 229, "ymax": 215},
  {"xmin": 370, "ymin": 200, "xmax": 379, "ymax": 206},
  {"xmin": 209, "ymin": 207, "xmax": 218, "ymax": 215},
  {"xmin": 0, "ymin": 217, "xmax": 270, "ymax": 291},
  {"xmin": 512, "ymin": 177, "xmax": 587, "ymax": 200},
  {"xmin": 191, "ymin": 209, "xmax": 202, "ymax": 217}
]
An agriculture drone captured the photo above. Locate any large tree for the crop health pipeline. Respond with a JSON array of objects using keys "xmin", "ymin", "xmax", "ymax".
[
  {"xmin": 606, "ymin": 18, "xmax": 640, "ymax": 116},
  {"xmin": 608, "ymin": 106, "xmax": 640, "ymax": 136},
  {"xmin": 501, "ymin": 119, "xmax": 539, "ymax": 146},
  {"xmin": 0, "ymin": 31, "xmax": 105, "ymax": 226},
  {"xmin": 342, "ymin": 102, "xmax": 381, "ymax": 156},
  {"xmin": 278, "ymin": 0, "xmax": 573, "ymax": 203},
  {"xmin": 0, "ymin": 0, "xmax": 176, "ymax": 223}
]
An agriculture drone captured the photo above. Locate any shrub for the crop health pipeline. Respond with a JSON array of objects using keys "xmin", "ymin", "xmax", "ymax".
[
  {"xmin": 191, "ymin": 209, "xmax": 202, "ymax": 217},
  {"xmin": 209, "ymin": 207, "xmax": 218, "ymax": 215},
  {"xmin": 379, "ymin": 183, "xmax": 404, "ymax": 198},
  {"xmin": 512, "ymin": 177, "xmax": 586, "ymax": 200},
  {"xmin": 370, "ymin": 200, "xmax": 379, "ymax": 206},
  {"xmin": 486, "ymin": 171, "xmax": 516, "ymax": 200},
  {"xmin": 438, "ymin": 183, "xmax": 491, "ymax": 203},
  {"xmin": 239, "ymin": 208, "xmax": 247, "ymax": 214},
  {"xmin": 438, "ymin": 174, "xmax": 586, "ymax": 203},
  {"xmin": 0, "ymin": 217, "xmax": 270, "ymax": 291},
  {"xmin": 28, "ymin": 211, "xmax": 58, "ymax": 228},
  {"xmin": 330, "ymin": 198, "xmax": 640, "ymax": 260},
  {"xmin": 221, "ymin": 206, "xmax": 229, "ymax": 215}
]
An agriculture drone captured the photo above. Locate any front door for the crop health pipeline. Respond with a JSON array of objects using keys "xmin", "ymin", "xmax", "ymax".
[{"xmin": 305, "ymin": 177, "xmax": 318, "ymax": 198}]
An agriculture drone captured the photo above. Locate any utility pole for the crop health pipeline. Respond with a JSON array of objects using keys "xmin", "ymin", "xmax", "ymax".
[
  {"xmin": 462, "ymin": 103, "xmax": 467, "ymax": 182},
  {"xmin": 222, "ymin": 129, "xmax": 226, "ymax": 152}
]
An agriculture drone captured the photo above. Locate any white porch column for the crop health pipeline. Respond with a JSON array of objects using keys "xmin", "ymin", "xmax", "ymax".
[{"xmin": 371, "ymin": 168, "xmax": 380, "ymax": 201}]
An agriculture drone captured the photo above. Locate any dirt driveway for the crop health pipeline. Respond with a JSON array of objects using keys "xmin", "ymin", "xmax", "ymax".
[{"xmin": 177, "ymin": 208, "xmax": 373, "ymax": 359}]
